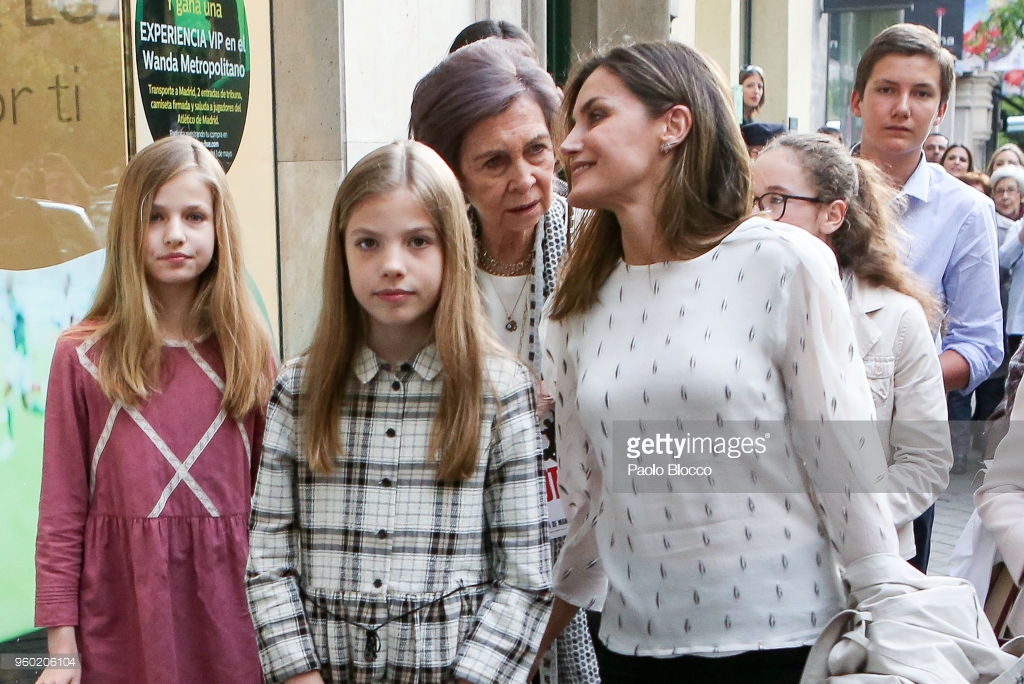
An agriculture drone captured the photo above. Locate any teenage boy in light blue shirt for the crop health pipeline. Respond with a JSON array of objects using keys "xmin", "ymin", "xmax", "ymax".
[{"xmin": 852, "ymin": 23, "xmax": 1002, "ymax": 571}]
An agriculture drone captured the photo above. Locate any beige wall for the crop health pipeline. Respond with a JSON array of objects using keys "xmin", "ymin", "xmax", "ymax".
[
  {"xmin": 341, "ymin": 2, "xmax": 477, "ymax": 165},
  {"xmin": 953, "ymin": 72, "xmax": 996, "ymax": 168},
  {"xmin": 676, "ymin": 0, "xmax": 827, "ymax": 133},
  {"xmin": 269, "ymin": 2, "xmax": 343, "ymax": 357},
  {"xmin": 669, "ymin": 0, "xmax": 697, "ymax": 46},
  {"xmin": 572, "ymin": 0, "xmax": 670, "ymax": 56},
  {"xmin": 750, "ymin": 0, "xmax": 824, "ymax": 132},
  {"xmin": 688, "ymin": 0, "xmax": 741, "ymax": 92}
]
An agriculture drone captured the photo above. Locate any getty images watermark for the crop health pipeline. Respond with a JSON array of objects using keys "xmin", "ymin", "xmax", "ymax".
[
  {"xmin": 611, "ymin": 420, "xmax": 949, "ymax": 495},
  {"xmin": 626, "ymin": 431, "xmax": 770, "ymax": 466}
]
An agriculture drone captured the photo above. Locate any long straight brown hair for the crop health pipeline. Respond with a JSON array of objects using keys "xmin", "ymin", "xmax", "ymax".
[
  {"xmin": 302, "ymin": 141, "xmax": 497, "ymax": 480},
  {"xmin": 80, "ymin": 135, "xmax": 273, "ymax": 419},
  {"xmin": 550, "ymin": 41, "xmax": 752, "ymax": 321}
]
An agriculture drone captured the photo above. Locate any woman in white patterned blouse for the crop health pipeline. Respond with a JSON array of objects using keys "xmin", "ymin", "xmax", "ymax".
[{"xmin": 535, "ymin": 41, "xmax": 903, "ymax": 682}]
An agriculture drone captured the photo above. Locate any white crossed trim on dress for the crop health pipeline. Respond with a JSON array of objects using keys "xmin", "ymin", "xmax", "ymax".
[{"xmin": 76, "ymin": 336, "xmax": 249, "ymax": 518}]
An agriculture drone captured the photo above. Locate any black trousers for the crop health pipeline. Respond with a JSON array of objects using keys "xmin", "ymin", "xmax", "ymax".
[
  {"xmin": 909, "ymin": 503, "xmax": 935, "ymax": 572},
  {"xmin": 586, "ymin": 610, "xmax": 810, "ymax": 683}
]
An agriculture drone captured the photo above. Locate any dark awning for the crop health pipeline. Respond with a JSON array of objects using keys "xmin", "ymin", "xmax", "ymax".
[{"xmin": 823, "ymin": 1, "xmax": 911, "ymax": 11}]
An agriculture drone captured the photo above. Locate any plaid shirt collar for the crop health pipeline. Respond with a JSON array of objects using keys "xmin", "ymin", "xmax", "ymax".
[{"xmin": 353, "ymin": 343, "xmax": 443, "ymax": 384}]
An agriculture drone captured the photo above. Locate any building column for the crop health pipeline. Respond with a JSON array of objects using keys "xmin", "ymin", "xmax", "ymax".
[
  {"xmin": 473, "ymin": 0, "xmax": 548, "ymax": 66},
  {"xmin": 749, "ymin": 0, "xmax": 827, "ymax": 132},
  {"xmin": 571, "ymin": 0, "xmax": 670, "ymax": 58},
  {"xmin": 953, "ymin": 72, "xmax": 998, "ymax": 167},
  {"xmin": 270, "ymin": 0, "xmax": 345, "ymax": 357},
  {"xmin": 690, "ymin": 0, "xmax": 742, "ymax": 94}
]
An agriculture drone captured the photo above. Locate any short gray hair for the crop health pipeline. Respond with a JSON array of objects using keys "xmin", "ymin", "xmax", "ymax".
[{"xmin": 409, "ymin": 38, "xmax": 559, "ymax": 177}]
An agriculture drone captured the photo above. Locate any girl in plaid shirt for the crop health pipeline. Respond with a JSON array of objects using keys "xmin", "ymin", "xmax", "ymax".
[{"xmin": 246, "ymin": 140, "xmax": 553, "ymax": 683}]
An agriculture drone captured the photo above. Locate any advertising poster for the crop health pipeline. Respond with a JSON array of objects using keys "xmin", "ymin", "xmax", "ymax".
[
  {"xmin": 904, "ymin": 1, "xmax": 965, "ymax": 58},
  {"xmin": 135, "ymin": 0, "xmax": 251, "ymax": 169},
  {"xmin": 0, "ymin": 0, "xmax": 128, "ymax": 640}
]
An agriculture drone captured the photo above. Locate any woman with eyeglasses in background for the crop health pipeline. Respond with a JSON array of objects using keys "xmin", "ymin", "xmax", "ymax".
[
  {"xmin": 739, "ymin": 65, "xmax": 765, "ymax": 124},
  {"xmin": 996, "ymin": 165, "xmax": 1024, "ymax": 363},
  {"xmin": 751, "ymin": 132, "xmax": 951, "ymax": 568}
]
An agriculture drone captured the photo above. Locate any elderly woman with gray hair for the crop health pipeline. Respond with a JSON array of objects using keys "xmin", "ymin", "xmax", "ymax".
[
  {"xmin": 409, "ymin": 38, "xmax": 599, "ymax": 683},
  {"xmin": 996, "ymin": 164, "xmax": 1024, "ymax": 360}
]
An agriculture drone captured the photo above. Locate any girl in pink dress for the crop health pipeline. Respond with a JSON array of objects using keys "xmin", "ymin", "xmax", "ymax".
[{"xmin": 34, "ymin": 135, "xmax": 276, "ymax": 684}]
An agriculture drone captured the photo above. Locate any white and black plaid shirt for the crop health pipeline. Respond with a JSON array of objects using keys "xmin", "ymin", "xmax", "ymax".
[{"xmin": 246, "ymin": 343, "xmax": 552, "ymax": 683}]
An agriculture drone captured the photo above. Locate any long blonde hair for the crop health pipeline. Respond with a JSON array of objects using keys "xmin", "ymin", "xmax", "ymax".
[
  {"xmin": 550, "ymin": 41, "xmax": 751, "ymax": 320},
  {"xmin": 302, "ymin": 140, "xmax": 495, "ymax": 480},
  {"xmin": 79, "ymin": 135, "xmax": 273, "ymax": 419}
]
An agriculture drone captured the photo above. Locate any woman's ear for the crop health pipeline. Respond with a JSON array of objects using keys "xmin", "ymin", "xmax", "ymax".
[
  {"xmin": 662, "ymin": 104, "xmax": 693, "ymax": 149},
  {"xmin": 819, "ymin": 199, "xmax": 847, "ymax": 236}
]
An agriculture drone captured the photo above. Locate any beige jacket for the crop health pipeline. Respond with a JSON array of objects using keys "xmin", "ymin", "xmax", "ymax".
[
  {"xmin": 976, "ymin": 377, "xmax": 1024, "ymax": 636},
  {"xmin": 847, "ymin": 275, "xmax": 952, "ymax": 559}
]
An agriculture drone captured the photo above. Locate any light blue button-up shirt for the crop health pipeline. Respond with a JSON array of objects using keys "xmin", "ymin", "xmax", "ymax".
[{"xmin": 896, "ymin": 156, "xmax": 1003, "ymax": 394}]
